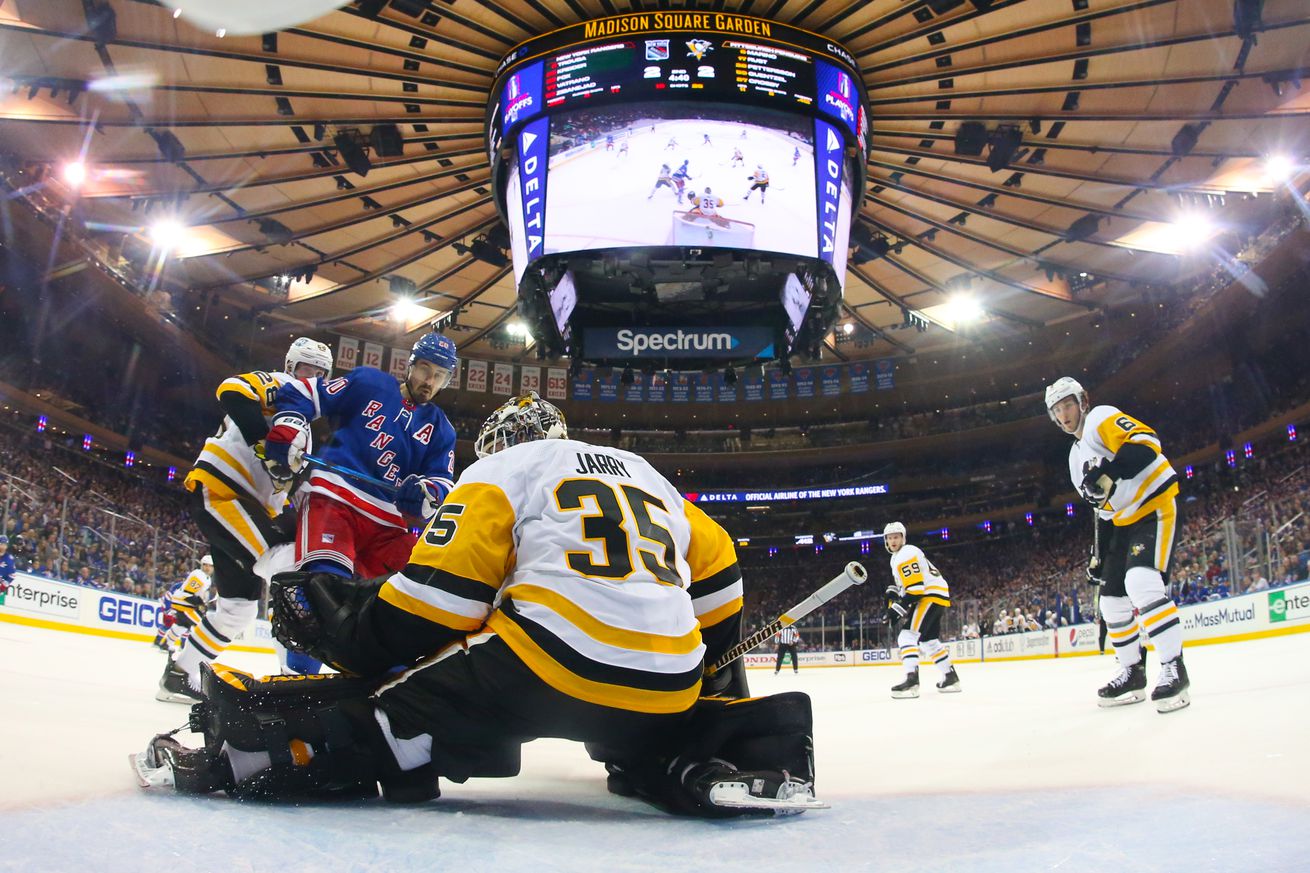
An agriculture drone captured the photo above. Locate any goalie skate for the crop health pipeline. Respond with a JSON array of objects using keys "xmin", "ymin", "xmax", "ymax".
[
  {"xmin": 705, "ymin": 776, "xmax": 828, "ymax": 815},
  {"xmin": 129, "ymin": 732, "xmax": 230, "ymax": 794}
]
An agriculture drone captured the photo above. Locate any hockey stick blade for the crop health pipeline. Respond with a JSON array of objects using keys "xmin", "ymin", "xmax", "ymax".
[{"xmin": 708, "ymin": 561, "xmax": 867, "ymax": 675}]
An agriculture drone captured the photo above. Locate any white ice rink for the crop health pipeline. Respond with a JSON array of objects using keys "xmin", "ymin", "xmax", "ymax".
[{"xmin": 2, "ymin": 620, "xmax": 1308, "ymax": 872}]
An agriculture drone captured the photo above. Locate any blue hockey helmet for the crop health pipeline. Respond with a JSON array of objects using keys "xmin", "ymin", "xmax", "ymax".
[
  {"xmin": 409, "ymin": 332, "xmax": 458, "ymax": 391},
  {"xmin": 0, "ymin": 534, "xmax": 8, "ymax": 545}
]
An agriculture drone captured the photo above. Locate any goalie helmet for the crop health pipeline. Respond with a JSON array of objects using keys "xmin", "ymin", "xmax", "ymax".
[
  {"xmin": 475, "ymin": 391, "xmax": 568, "ymax": 458},
  {"xmin": 883, "ymin": 521, "xmax": 906, "ymax": 553},
  {"xmin": 285, "ymin": 337, "xmax": 333, "ymax": 378}
]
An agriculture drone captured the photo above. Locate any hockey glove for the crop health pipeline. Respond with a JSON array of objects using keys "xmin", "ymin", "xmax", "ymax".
[
  {"xmin": 1079, "ymin": 462, "xmax": 1114, "ymax": 507},
  {"xmin": 261, "ymin": 413, "xmax": 310, "ymax": 483},
  {"xmin": 884, "ymin": 600, "xmax": 908, "ymax": 626},
  {"xmin": 396, "ymin": 474, "xmax": 442, "ymax": 520}
]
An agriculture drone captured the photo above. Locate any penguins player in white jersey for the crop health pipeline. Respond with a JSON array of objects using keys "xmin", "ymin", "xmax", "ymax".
[
  {"xmin": 1046, "ymin": 376, "xmax": 1190, "ymax": 712},
  {"xmin": 157, "ymin": 338, "xmax": 334, "ymax": 702},
  {"xmin": 134, "ymin": 392, "xmax": 825, "ymax": 817},
  {"xmin": 883, "ymin": 522, "xmax": 960, "ymax": 698}
]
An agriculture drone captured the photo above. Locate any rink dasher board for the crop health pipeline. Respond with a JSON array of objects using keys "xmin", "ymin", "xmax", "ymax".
[
  {"xmin": 0, "ymin": 571, "xmax": 276, "ymax": 653},
  {"xmin": 2, "ymin": 572, "xmax": 1305, "ymax": 665},
  {"xmin": 742, "ymin": 580, "xmax": 1310, "ymax": 668}
]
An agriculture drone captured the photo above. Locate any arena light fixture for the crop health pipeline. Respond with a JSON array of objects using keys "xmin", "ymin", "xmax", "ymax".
[
  {"xmin": 391, "ymin": 297, "xmax": 428, "ymax": 324},
  {"xmin": 62, "ymin": 161, "xmax": 87, "ymax": 188},
  {"xmin": 148, "ymin": 218, "xmax": 189, "ymax": 251},
  {"xmin": 1264, "ymin": 154, "xmax": 1295, "ymax": 183},
  {"xmin": 841, "ymin": 322, "xmax": 855, "ymax": 335},
  {"xmin": 1170, "ymin": 213, "xmax": 1216, "ymax": 250},
  {"xmin": 942, "ymin": 295, "xmax": 985, "ymax": 326}
]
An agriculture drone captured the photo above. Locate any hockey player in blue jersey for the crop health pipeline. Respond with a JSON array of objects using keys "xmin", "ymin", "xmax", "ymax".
[{"xmin": 263, "ymin": 332, "xmax": 458, "ymax": 582}]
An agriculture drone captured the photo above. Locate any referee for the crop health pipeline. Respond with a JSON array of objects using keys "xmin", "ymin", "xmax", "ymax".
[{"xmin": 775, "ymin": 625, "xmax": 800, "ymax": 674}]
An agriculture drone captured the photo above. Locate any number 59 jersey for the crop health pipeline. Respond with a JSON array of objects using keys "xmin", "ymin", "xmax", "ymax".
[
  {"xmin": 888, "ymin": 544, "xmax": 950, "ymax": 607},
  {"xmin": 378, "ymin": 438, "xmax": 744, "ymax": 715}
]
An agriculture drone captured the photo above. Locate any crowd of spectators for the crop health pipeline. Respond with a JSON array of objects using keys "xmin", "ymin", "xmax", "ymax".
[{"xmin": 0, "ymin": 423, "xmax": 202, "ymax": 599}]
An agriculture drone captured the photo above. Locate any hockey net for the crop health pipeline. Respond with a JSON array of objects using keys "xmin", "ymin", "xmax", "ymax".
[{"xmin": 671, "ymin": 211, "xmax": 756, "ymax": 247}]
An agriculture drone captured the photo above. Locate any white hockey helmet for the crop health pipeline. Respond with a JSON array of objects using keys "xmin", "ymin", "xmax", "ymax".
[
  {"xmin": 883, "ymin": 521, "xmax": 906, "ymax": 552},
  {"xmin": 475, "ymin": 391, "xmax": 568, "ymax": 458},
  {"xmin": 200, "ymin": 554, "xmax": 213, "ymax": 567},
  {"xmin": 286, "ymin": 337, "xmax": 333, "ymax": 379},
  {"xmin": 1045, "ymin": 376, "xmax": 1088, "ymax": 424}
]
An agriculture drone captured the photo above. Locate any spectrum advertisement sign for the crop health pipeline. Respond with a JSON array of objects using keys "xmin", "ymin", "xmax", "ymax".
[{"xmin": 583, "ymin": 326, "xmax": 776, "ymax": 360}]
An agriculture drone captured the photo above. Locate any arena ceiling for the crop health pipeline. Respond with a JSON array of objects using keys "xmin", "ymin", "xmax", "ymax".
[{"xmin": 1, "ymin": 0, "xmax": 1308, "ymax": 371}]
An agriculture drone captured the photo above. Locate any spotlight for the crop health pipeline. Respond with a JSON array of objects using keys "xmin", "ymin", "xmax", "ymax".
[
  {"xmin": 942, "ymin": 295, "xmax": 984, "ymax": 326},
  {"xmin": 62, "ymin": 161, "xmax": 87, "ymax": 188},
  {"xmin": 333, "ymin": 130, "xmax": 372, "ymax": 177},
  {"xmin": 985, "ymin": 125, "xmax": 1023, "ymax": 173},
  {"xmin": 392, "ymin": 298, "xmax": 428, "ymax": 324},
  {"xmin": 1264, "ymin": 154, "xmax": 1295, "ymax": 183},
  {"xmin": 149, "ymin": 219, "xmax": 188, "ymax": 251},
  {"xmin": 842, "ymin": 322, "xmax": 854, "ymax": 335}
]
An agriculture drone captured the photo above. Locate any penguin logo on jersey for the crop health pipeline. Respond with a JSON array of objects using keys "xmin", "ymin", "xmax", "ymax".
[{"xmin": 1130, "ymin": 543, "xmax": 1146, "ymax": 556}]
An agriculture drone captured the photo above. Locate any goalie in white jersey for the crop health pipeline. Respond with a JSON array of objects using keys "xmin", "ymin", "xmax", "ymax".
[
  {"xmin": 882, "ymin": 522, "xmax": 960, "ymax": 698},
  {"xmin": 1047, "ymin": 376, "xmax": 1189, "ymax": 713},
  {"xmin": 135, "ymin": 392, "xmax": 824, "ymax": 817}
]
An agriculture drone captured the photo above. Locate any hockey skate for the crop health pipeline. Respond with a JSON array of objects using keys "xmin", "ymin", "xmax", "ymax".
[
  {"xmin": 685, "ymin": 761, "xmax": 827, "ymax": 816},
  {"xmin": 130, "ymin": 731, "xmax": 231, "ymax": 794},
  {"xmin": 891, "ymin": 670, "xmax": 920, "ymax": 699},
  {"xmin": 156, "ymin": 660, "xmax": 202, "ymax": 704},
  {"xmin": 1151, "ymin": 655, "xmax": 1190, "ymax": 713},
  {"xmin": 1097, "ymin": 661, "xmax": 1146, "ymax": 707},
  {"xmin": 936, "ymin": 668, "xmax": 962, "ymax": 693}
]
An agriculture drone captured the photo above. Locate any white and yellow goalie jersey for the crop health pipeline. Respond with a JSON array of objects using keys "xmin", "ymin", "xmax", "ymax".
[
  {"xmin": 888, "ymin": 544, "xmax": 950, "ymax": 607},
  {"xmin": 1068, "ymin": 405, "xmax": 1178, "ymax": 526},
  {"xmin": 185, "ymin": 370, "xmax": 298, "ymax": 518},
  {"xmin": 374, "ymin": 438, "xmax": 744, "ymax": 715}
]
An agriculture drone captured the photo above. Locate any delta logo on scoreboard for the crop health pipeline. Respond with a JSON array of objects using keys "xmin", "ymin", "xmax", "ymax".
[
  {"xmin": 517, "ymin": 116, "xmax": 550, "ymax": 262},
  {"xmin": 815, "ymin": 118, "xmax": 844, "ymax": 269}
]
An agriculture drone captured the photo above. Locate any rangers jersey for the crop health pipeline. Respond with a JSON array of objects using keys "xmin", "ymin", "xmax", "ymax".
[
  {"xmin": 888, "ymin": 544, "xmax": 950, "ymax": 607},
  {"xmin": 1068, "ymin": 405, "xmax": 1178, "ymax": 526},
  {"xmin": 185, "ymin": 370, "xmax": 298, "ymax": 517},
  {"xmin": 374, "ymin": 438, "xmax": 744, "ymax": 714},
  {"xmin": 276, "ymin": 366, "xmax": 456, "ymax": 529}
]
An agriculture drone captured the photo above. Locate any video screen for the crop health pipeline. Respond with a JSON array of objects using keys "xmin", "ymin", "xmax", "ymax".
[
  {"xmin": 543, "ymin": 103, "xmax": 818, "ymax": 258},
  {"xmin": 550, "ymin": 270, "xmax": 578, "ymax": 339}
]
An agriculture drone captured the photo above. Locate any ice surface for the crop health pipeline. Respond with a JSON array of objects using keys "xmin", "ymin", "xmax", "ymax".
[{"xmin": 2, "ymin": 621, "xmax": 1307, "ymax": 872}]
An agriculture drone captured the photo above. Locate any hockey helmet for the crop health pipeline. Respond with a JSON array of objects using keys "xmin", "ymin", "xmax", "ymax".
[
  {"xmin": 883, "ymin": 521, "xmax": 906, "ymax": 553},
  {"xmin": 200, "ymin": 554, "xmax": 213, "ymax": 568},
  {"xmin": 410, "ymin": 332, "xmax": 458, "ymax": 392},
  {"xmin": 0, "ymin": 534, "xmax": 8, "ymax": 546},
  {"xmin": 285, "ymin": 337, "xmax": 333, "ymax": 379},
  {"xmin": 475, "ymin": 391, "xmax": 568, "ymax": 458},
  {"xmin": 1045, "ymin": 376, "xmax": 1088, "ymax": 426}
]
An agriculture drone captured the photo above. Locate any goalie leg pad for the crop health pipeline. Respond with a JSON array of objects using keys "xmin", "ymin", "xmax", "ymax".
[
  {"xmin": 590, "ymin": 692, "xmax": 819, "ymax": 818},
  {"xmin": 188, "ymin": 664, "xmax": 438, "ymax": 803}
]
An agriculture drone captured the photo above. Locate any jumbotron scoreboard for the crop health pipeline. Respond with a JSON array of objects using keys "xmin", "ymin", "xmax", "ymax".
[{"xmin": 487, "ymin": 13, "xmax": 869, "ymax": 371}]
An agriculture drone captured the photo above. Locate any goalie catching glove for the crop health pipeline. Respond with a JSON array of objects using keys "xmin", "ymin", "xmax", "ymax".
[{"xmin": 261, "ymin": 412, "xmax": 310, "ymax": 483}]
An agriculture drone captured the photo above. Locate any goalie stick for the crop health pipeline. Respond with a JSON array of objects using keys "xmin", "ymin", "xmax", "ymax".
[{"xmin": 706, "ymin": 561, "xmax": 867, "ymax": 675}]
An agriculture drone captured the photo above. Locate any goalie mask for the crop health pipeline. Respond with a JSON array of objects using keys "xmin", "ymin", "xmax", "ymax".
[{"xmin": 475, "ymin": 391, "xmax": 568, "ymax": 458}]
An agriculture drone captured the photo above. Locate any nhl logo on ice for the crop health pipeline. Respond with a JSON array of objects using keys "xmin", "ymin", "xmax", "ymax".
[{"xmin": 646, "ymin": 39, "xmax": 669, "ymax": 61}]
